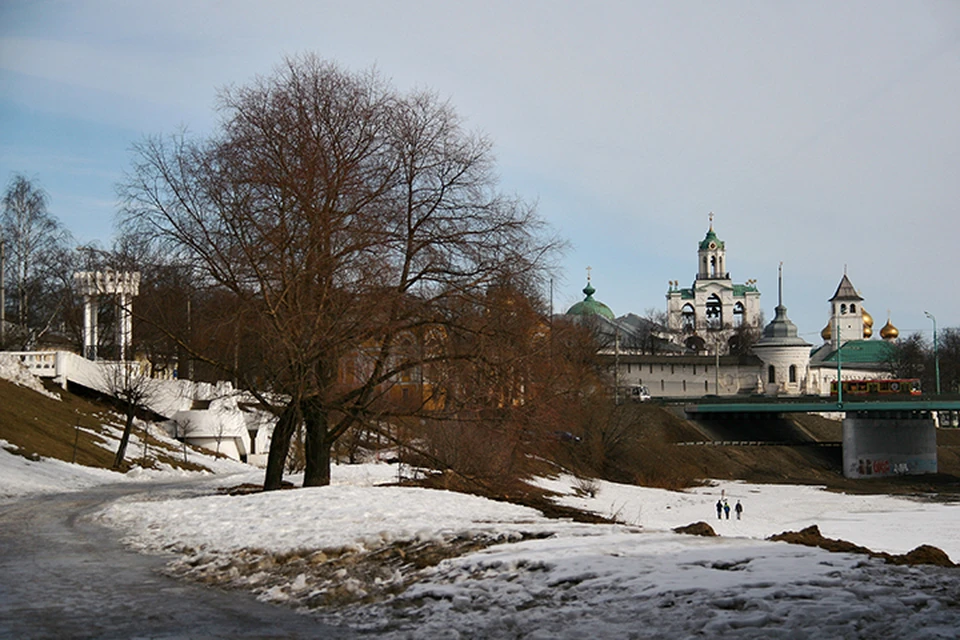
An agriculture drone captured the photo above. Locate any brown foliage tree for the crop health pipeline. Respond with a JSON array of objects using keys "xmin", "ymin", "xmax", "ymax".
[{"xmin": 119, "ymin": 55, "xmax": 560, "ymax": 489}]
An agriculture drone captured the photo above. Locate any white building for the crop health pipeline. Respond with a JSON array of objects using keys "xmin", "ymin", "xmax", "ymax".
[
  {"xmin": 666, "ymin": 217, "xmax": 761, "ymax": 353},
  {"xmin": 751, "ymin": 265, "xmax": 813, "ymax": 396},
  {"xmin": 570, "ymin": 220, "xmax": 903, "ymax": 400}
]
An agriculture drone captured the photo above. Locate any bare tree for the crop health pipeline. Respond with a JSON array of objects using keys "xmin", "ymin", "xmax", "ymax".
[
  {"xmin": 101, "ymin": 361, "xmax": 158, "ymax": 469},
  {"xmin": 119, "ymin": 55, "xmax": 561, "ymax": 489},
  {"xmin": 1, "ymin": 175, "xmax": 73, "ymax": 348},
  {"xmin": 169, "ymin": 415, "xmax": 199, "ymax": 463}
]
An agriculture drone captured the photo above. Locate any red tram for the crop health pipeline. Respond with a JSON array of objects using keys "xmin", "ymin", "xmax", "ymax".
[{"xmin": 829, "ymin": 378, "xmax": 921, "ymax": 396}]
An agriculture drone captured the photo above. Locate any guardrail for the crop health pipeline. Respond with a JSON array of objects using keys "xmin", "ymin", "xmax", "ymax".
[{"xmin": 674, "ymin": 440, "xmax": 842, "ymax": 447}]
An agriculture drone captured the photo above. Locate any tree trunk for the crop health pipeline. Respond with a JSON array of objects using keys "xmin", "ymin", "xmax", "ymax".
[
  {"xmin": 303, "ymin": 397, "xmax": 332, "ymax": 487},
  {"xmin": 112, "ymin": 409, "xmax": 135, "ymax": 469},
  {"xmin": 263, "ymin": 403, "xmax": 298, "ymax": 491}
]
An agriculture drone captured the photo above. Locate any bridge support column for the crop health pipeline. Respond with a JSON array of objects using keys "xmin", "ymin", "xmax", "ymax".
[{"xmin": 842, "ymin": 411, "xmax": 937, "ymax": 478}]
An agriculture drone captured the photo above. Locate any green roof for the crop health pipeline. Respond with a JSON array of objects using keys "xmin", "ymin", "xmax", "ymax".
[
  {"xmin": 698, "ymin": 227, "xmax": 725, "ymax": 251},
  {"xmin": 732, "ymin": 283, "xmax": 758, "ymax": 297},
  {"xmin": 566, "ymin": 281, "xmax": 615, "ymax": 320},
  {"xmin": 812, "ymin": 339, "xmax": 895, "ymax": 364}
]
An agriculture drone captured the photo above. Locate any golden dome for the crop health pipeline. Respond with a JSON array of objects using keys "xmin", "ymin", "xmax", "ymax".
[
  {"xmin": 880, "ymin": 320, "xmax": 899, "ymax": 340},
  {"xmin": 862, "ymin": 308, "xmax": 874, "ymax": 327},
  {"xmin": 821, "ymin": 322, "xmax": 832, "ymax": 341},
  {"xmin": 863, "ymin": 325, "xmax": 873, "ymax": 338}
]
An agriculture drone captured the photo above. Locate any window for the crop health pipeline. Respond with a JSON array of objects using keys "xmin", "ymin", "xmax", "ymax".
[
  {"xmin": 841, "ymin": 303, "xmax": 847, "ymax": 314},
  {"xmin": 850, "ymin": 304, "xmax": 856, "ymax": 313},
  {"xmin": 705, "ymin": 294, "xmax": 722, "ymax": 329},
  {"xmin": 693, "ymin": 365, "xmax": 697, "ymax": 375},
  {"xmin": 681, "ymin": 304, "xmax": 695, "ymax": 332},
  {"xmin": 768, "ymin": 365, "xmax": 776, "ymax": 384},
  {"xmin": 627, "ymin": 363, "xmax": 632, "ymax": 374},
  {"xmin": 682, "ymin": 380, "xmax": 687, "ymax": 392},
  {"xmin": 705, "ymin": 380, "xmax": 709, "ymax": 393},
  {"xmin": 671, "ymin": 364, "xmax": 675, "ymax": 375},
  {"xmin": 650, "ymin": 364, "xmax": 654, "ymax": 374},
  {"xmin": 661, "ymin": 380, "xmax": 665, "ymax": 391},
  {"xmin": 733, "ymin": 302, "xmax": 745, "ymax": 327},
  {"xmin": 789, "ymin": 365, "xmax": 797, "ymax": 383}
]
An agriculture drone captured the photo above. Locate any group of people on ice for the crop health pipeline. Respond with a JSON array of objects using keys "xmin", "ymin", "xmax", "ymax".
[{"xmin": 716, "ymin": 498, "xmax": 743, "ymax": 520}]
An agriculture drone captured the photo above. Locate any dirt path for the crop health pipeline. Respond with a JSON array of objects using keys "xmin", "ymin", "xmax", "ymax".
[{"xmin": 0, "ymin": 483, "xmax": 355, "ymax": 639}]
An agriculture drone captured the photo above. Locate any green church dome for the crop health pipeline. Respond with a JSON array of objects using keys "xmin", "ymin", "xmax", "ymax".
[
  {"xmin": 698, "ymin": 226, "xmax": 725, "ymax": 251},
  {"xmin": 566, "ymin": 281, "xmax": 615, "ymax": 320}
]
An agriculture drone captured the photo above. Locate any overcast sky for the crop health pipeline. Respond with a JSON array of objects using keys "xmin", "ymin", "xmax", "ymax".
[{"xmin": 2, "ymin": 0, "xmax": 958, "ymax": 340}]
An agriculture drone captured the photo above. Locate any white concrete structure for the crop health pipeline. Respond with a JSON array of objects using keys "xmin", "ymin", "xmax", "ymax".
[
  {"xmin": 73, "ymin": 271, "xmax": 141, "ymax": 361},
  {"xmin": 6, "ymin": 349, "xmax": 276, "ymax": 464}
]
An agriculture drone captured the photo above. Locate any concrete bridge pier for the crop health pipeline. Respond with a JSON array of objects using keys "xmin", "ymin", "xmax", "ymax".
[{"xmin": 842, "ymin": 411, "xmax": 937, "ymax": 478}]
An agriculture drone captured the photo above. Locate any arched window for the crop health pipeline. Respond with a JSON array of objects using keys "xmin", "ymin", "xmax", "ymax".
[
  {"xmin": 768, "ymin": 365, "xmax": 776, "ymax": 384},
  {"xmin": 840, "ymin": 303, "xmax": 847, "ymax": 314},
  {"xmin": 710, "ymin": 256, "xmax": 717, "ymax": 277},
  {"xmin": 850, "ymin": 304, "xmax": 856, "ymax": 313},
  {"xmin": 681, "ymin": 303, "xmax": 695, "ymax": 331},
  {"xmin": 706, "ymin": 294, "xmax": 722, "ymax": 330},
  {"xmin": 789, "ymin": 365, "xmax": 797, "ymax": 383},
  {"xmin": 733, "ymin": 301, "xmax": 745, "ymax": 327}
]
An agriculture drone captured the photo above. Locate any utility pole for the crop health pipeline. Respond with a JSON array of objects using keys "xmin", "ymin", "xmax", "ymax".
[
  {"xmin": 186, "ymin": 297, "xmax": 194, "ymax": 380},
  {"xmin": 836, "ymin": 315, "xmax": 843, "ymax": 410},
  {"xmin": 925, "ymin": 311, "xmax": 941, "ymax": 395},
  {"xmin": 715, "ymin": 341, "xmax": 720, "ymax": 395},
  {"xmin": 614, "ymin": 327, "xmax": 621, "ymax": 405}
]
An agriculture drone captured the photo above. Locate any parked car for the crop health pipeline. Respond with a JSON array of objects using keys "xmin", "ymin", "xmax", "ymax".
[{"xmin": 630, "ymin": 385, "xmax": 651, "ymax": 402}]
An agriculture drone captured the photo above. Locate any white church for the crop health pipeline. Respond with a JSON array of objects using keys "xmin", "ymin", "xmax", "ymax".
[{"xmin": 567, "ymin": 218, "xmax": 902, "ymax": 398}]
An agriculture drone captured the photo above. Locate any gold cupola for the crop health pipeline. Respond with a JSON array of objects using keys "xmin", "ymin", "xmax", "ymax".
[
  {"xmin": 862, "ymin": 308, "xmax": 874, "ymax": 338},
  {"xmin": 880, "ymin": 314, "xmax": 899, "ymax": 341},
  {"xmin": 821, "ymin": 322, "xmax": 832, "ymax": 341}
]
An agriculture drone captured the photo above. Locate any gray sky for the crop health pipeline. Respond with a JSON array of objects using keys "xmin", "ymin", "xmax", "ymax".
[{"xmin": 2, "ymin": 0, "xmax": 958, "ymax": 341}]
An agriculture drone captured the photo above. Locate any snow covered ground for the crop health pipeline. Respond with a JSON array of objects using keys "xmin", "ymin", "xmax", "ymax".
[{"xmin": 4, "ymin": 442, "xmax": 958, "ymax": 639}]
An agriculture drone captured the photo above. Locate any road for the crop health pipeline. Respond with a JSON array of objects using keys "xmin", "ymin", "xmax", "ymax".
[{"xmin": 0, "ymin": 483, "xmax": 355, "ymax": 639}]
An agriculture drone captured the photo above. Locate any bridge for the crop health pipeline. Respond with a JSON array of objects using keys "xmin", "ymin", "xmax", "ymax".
[
  {"xmin": 683, "ymin": 397, "xmax": 960, "ymax": 415},
  {"xmin": 679, "ymin": 395, "xmax": 960, "ymax": 480}
]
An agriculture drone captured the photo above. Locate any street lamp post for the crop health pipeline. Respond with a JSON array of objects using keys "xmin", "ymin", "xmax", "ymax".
[
  {"xmin": 836, "ymin": 315, "xmax": 843, "ymax": 409},
  {"xmin": 924, "ymin": 311, "xmax": 941, "ymax": 395}
]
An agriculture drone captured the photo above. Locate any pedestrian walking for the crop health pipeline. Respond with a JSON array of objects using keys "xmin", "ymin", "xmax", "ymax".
[
  {"xmin": 735, "ymin": 500, "xmax": 743, "ymax": 520},
  {"xmin": 723, "ymin": 500, "xmax": 730, "ymax": 520},
  {"xmin": 716, "ymin": 499, "xmax": 723, "ymax": 520}
]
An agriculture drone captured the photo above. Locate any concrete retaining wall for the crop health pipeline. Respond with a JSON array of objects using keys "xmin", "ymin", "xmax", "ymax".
[{"xmin": 842, "ymin": 412, "xmax": 937, "ymax": 478}]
